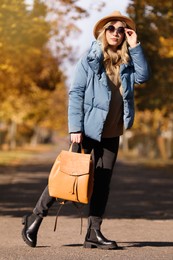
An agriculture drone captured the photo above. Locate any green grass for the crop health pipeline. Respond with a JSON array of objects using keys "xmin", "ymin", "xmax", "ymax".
[
  {"xmin": 0, "ymin": 150, "xmax": 35, "ymax": 165},
  {"xmin": 0, "ymin": 144, "xmax": 54, "ymax": 165}
]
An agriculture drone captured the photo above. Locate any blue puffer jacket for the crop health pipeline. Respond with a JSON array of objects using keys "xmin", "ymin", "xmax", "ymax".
[{"xmin": 68, "ymin": 40, "xmax": 150, "ymax": 141}]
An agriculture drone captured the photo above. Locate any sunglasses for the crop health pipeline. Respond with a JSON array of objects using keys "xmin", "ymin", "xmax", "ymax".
[{"xmin": 105, "ymin": 25, "xmax": 125, "ymax": 34}]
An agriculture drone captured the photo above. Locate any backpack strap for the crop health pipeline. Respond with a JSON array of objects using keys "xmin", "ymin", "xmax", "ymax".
[
  {"xmin": 54, "ymin": 200, "xmax": 67, "ymax": 232},
  {"xmin": 53, "ymin": 199, "xmax": 85, "ymax": 234},
  {"xmin": 72, "ymin": 202, "xmax": 84, "ymax": 235}
]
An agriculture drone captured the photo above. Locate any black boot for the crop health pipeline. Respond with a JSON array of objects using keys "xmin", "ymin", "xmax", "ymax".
[
  {"xmin": 83, "ymin": 216, "xmax": 118, "ymax": 250},
  {"xmin": 22, "ymin": 214, "xmax": 43, "ymax": 247}
]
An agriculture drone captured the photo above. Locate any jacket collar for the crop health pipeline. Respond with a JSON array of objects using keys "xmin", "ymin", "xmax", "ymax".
[
  {"xmin": 87, "ymin": 41, "xmax": 103, "ymax": 74},
  {"xmin": 87, "ymin": 40, "xmax": 134, "ymax": 77}
]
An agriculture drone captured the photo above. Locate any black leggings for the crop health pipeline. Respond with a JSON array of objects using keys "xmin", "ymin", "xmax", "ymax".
[{"xmin": 33, "ymin": 136, "xmax": 119, "ymax": 218}]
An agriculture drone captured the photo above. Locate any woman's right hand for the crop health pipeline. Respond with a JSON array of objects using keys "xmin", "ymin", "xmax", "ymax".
[{"xmin": 70, "ymin": 132, "xmax": 83, "ymax": 143}]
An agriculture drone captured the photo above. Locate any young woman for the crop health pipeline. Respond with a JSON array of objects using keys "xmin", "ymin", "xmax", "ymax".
[{"xmin": 22, "ymin": 10, "xmax": 150, "ymax": 250}]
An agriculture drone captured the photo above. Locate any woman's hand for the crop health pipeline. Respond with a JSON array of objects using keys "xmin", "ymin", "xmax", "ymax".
[
  {"xmin": 125, "ymin": 28, "xmax": 138, "ymax": 48},
  {"xmin": 70, "ymin": 132, "xmax": 83, "ymax": 143}
]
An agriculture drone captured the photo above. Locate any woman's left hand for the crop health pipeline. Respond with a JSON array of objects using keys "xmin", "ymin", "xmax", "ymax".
[
  {"xmin": 70, "ymin": 132, "xmax": 83, "ymax": 143},
  {"xmin": 125, "ymin": 28, "xmax": 138, "ymax": 48}
]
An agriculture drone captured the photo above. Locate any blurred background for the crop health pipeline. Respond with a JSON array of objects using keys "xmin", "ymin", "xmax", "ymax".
[{"xmin": 0, "ymin": 0, "xmax": 173, "ymax": 161}]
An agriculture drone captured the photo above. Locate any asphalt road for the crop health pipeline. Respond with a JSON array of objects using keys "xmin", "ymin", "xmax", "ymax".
[{"xmin": 0, "ymin": 140, "xmax": 173, "ymax": 259}]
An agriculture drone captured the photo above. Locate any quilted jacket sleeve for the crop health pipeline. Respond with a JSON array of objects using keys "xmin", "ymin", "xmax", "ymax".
[
  {"xmin": 68, "ymin": 54, "xmax": 88, "ymax": 133},
  {"xmin": 129, "ymin": 44, "xmax": 150, "ymax": 84}
]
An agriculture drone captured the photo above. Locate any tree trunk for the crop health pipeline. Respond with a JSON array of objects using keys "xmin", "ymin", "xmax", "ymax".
[{"xmin": 8, "ymin": 121, "xmax": 17, "ymax": 150}]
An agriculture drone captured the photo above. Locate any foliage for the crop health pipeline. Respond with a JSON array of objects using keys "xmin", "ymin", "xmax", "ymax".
[
  {"xmin": 127, "ymin": 0, "xmax": 173, "ymax": 112},
  {"xmin": 0, "ymin": 0, "xmax": 64, "ymax": 121},
  {"xmin": 0, "ymin": 0, "xmax": 89, "ymax": 147}
]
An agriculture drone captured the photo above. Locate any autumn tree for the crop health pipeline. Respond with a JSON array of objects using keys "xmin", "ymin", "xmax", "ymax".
[
  {"xmin": 125, "ymin": 0, "xmax": 173, "ymax": 158},
  {"xmin": 127, "ymin": 0, "xmax": 173, "ymax": 112},
  {"xmin": 0, "ymin": 0, "xmax": 89, "ymax": 148},
  {"xmin": 0, "ymin": 0, "xmax": 64, "ymax": 147}
]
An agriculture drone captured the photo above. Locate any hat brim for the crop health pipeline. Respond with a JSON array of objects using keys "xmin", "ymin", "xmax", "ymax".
[{"xmin": 93, "ymin": 15, "xmax": 136, "ymax": 39}]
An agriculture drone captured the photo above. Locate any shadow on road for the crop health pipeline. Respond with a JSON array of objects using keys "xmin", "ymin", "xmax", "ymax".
[
  {"xmin": 0, "ymin": 153, "xmax": 173, "ymax": 220},
  {"xmin": 107, "ymin": 161, "xmax": 173, "ymax": 220},
  {"xmin": 121, "ymin": 241, "xmax": 173, "ymax": 248},
  {"xmin": 62, "ymin": 241, "xmax": 173, "ymax": 248}
]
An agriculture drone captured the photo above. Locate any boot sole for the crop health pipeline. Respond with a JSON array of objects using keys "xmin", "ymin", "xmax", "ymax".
[
  {"xmin": 21, "ymin": 215, "xmax": 36, "ymax": 248},
  {"xmin": 83, "ymin": 241, "xmax": 118, "ymax": 250}
]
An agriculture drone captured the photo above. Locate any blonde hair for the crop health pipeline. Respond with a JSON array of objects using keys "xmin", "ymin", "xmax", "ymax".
[{"xmin": 97, "ymin": 21, "xmax": 130, "ymax": 86}]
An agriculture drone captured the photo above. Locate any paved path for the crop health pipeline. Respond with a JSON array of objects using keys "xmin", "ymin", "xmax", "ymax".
[{"xmin": 0, "ymin": 140, "xmax": 173, "ymax": 259}]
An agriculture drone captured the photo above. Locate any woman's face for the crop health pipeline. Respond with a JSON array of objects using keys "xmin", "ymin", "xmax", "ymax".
[{"xmin": 105, "ymin": 21, "xmax": 125, "ymax": 49}]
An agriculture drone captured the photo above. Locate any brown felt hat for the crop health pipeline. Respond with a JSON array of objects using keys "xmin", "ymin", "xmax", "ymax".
[{"xmin": 93, "ymin": 10, "xmax": 136, "ymax": 39}]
